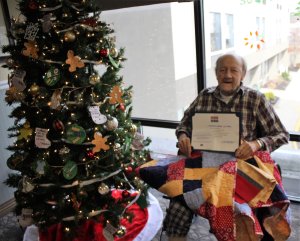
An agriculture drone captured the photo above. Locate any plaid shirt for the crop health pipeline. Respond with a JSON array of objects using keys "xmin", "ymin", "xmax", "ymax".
[{"xmin": 176, "ymin": 84, "xmax": 289, "ymax": 152}]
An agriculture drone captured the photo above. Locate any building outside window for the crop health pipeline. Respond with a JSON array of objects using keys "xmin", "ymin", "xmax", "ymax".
[
  {"xmin": 101, "ymin": 3, "xmax": 198, "ymax": 122},
  {"xmin": 210, "ymin": 12, "xmax": 222, "ymax": 51},
  {"xmin": 204, "ymin": 0, "xmax": 300, "ymax": 200},
  {"xmin": 225, "ymin": 14, "xmax": 234, "ymax": 48}
]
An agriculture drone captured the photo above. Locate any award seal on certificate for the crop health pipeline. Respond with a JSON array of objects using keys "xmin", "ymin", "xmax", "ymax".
[{"xmin": 191, "ymin": 112, "xmax": 241, "ymax": 153}]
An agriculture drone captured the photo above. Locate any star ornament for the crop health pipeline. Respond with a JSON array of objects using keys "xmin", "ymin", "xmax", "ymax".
[
  {"xmin": 244, "ymin": 31, "xmax": 265, "ymax": 50},
  {"xmin": 18, "ymin": 122, "xmax": 33, "ymax": 140},
  {"xmin": 5, "ymin": 86, "xmax": 25, "ymax": 103},
  {"xmin": 91, "ymin": 132, "xmax": 110, "ymax": 153},
  {"xmin": 109, "ymin": 85, "xmax": 124, "ymax": 104},
  {"xmin": 65, "ymin": 50, "xmax": 85, "ymax": 72}
]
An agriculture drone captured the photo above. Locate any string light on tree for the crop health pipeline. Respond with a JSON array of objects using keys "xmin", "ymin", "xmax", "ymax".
[{"xmin": 2, "ymin": 0, "xmax": 151, "ymax": 239}]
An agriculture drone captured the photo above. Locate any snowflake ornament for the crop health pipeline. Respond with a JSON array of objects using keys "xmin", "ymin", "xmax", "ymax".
[{"xmin": 24, "ymin": 22, "xmax": 39, "ymax": 41}]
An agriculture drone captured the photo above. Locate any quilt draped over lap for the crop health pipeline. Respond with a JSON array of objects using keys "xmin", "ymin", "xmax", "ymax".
[{"xmin": 137, "ymin": 151, "xmax": 291, "ymax": 241}]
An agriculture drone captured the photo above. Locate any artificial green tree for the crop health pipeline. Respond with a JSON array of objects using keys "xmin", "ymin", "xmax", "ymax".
[{"xmin": 2, "ymin": 0, "xmax": 150, "ymax": 239}]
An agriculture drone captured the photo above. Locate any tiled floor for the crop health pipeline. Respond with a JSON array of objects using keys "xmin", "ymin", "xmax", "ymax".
[
  {"xmin": 0, "ymin": 192, "xmax": 299, "ymax": 241},
  {"xmin": 0, "ymin": 212, "xmax": 23, "ymax": 241},
  {"xmin": 150, "ymin": 189, "xmax": 300, "ymax": 241}
]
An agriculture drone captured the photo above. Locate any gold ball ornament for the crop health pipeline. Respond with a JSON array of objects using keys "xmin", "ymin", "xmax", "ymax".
[
  {"xmin": 98, "ymin": 183, "xmax": 110, "ymax": 195},
  {"xmin": 63, "ymin": 31, "xmax": 76, "ymax": 42},
  {"xmin": 129, "ymin": 124, "xmax": 138, "ymax": 134},
  {"xmin": 29, "ymin": 83, "xmax": 40, "ymax": 96},
  {"xmin": 115, "ymin": 225, "xmax": 127, "ymax": 238},
  {"xmin": 106, "ymin": 117, "xmax": 118, "ymax": 131},
  {"xmin": 89, "ymin": 74, "xmax": 100, "ymax": 85},
  {"xmin": 110, "ymin": 47, "xmax": 118, "ymax": 57}
]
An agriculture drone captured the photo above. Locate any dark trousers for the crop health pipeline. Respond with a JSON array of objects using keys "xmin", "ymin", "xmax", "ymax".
[{"xmin": 256, "ymin": 207, "xmax": 274, "ymax": 241}]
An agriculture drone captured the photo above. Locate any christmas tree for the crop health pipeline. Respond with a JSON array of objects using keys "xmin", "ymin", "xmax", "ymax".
[{"xmin": 2, "ymin": 0, "xmax": 151, "ymax": 239}]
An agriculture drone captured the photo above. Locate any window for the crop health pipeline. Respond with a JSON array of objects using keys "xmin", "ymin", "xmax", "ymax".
[
  {"xmin": 203, "ymin": 0, "xmax": 299, "ymax": 134},
  {"xmin": 210, "ymin": 12, "xmax": 222, "ymax": 51},
  {"xmin": 203, "ymin": 0, "xmax": 300, "ymax": 200},
  {"xmin": 225, "ymin": 14, "xmax": 234, "ymax": 48},
  {"xmin": 101, "ymin": 3, "xmax": 198, "ymax": 122}
]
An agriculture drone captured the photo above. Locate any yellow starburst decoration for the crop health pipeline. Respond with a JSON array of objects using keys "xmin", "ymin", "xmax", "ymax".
[{"xmin": 244, "ymin": 31, "xmax": 265, "ymax": 50}]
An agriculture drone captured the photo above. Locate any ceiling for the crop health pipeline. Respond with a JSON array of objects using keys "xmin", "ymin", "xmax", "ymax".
[{"xmin": 94, "ymin": 0, "xmax": 194, "ymax": 11}]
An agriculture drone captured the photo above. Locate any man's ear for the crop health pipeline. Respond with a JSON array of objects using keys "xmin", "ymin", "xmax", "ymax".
[{"xmin": 241, "ymin": 72, "xmax": 246, "ymax": 80}]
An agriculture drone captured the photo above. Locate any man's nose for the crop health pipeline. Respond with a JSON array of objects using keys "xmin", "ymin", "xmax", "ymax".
[{"xmin": 225, "ymin": 70, "xmax": 232, "ymax": 77}]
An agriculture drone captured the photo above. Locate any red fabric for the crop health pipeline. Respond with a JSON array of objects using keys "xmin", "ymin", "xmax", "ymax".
[
  {"xmin": 199, "ymin": 203, "xmax": 234, "ymax": 241},
  {"xmin": 197, "ymin": 152, "xmax": 290, "ymax": 241},
  {"xmin": 167, "ymin": 159, "xmax": 185, "ymax": 181},
  {"xmin": 39, "ymin": 197, "xmax": 148, "ymax": 241},
  {"xmin": 235, "ymin": 172, "xmax": 261, "ymax": 203},
  {"xmin": 115, "ymin": 203, "xmax": 148, "ymax": 241}
]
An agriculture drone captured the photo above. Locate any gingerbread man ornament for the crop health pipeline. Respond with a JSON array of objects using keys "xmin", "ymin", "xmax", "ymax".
[
  {"xmin": 65, "ymin": 50, "xmax": 85, "ymax": 72},
  {"xmin": 109, "ymin": 85, "xmax": 124, "ymax": 104},
  {"xmin": 91, "ymin": 132, "xmax": 110, "ymax": 153},
  {"xmin": 22, "ymin": 41, "xmax": 39, "ymax": 59}
]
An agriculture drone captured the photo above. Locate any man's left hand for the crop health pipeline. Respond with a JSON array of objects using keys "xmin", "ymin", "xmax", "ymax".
[{"xmin": 235, "ymin": 140, "xmax": 260, "ymax": 159}]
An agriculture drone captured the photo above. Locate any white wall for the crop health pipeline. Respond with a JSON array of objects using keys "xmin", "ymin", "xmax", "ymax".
[{"xmin": 0, "ymin": 86, "xmax": 16, "ymax": 204}]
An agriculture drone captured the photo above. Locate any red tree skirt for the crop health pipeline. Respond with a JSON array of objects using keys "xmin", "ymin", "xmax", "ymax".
[{"xmin": 39, "ymin": 203, "xmax": 149, "ymax": 241}]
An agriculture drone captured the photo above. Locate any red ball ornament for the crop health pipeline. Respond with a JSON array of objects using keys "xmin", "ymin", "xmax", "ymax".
[
  {"xmin": 122, "ymin": 190, "xmax": 131, "ymax": 199},
  {"xmin": 99, "ymin": 49, "xmax": 109, "ymax": 57},
  {"xmin": 118, "ymin": 103, "xmax": 125, "ymax": 112},
  {"xmin": 28, "ymin": 0, "xmax": 38, "ymax": 10},
  {"xmin": 81, "ymin": 18, "xmax": 97, "ymax": 27},
  {"xmin": 125, "ymin": 166, "xmax": 133, "ymax": 174},
  {"xmin": 86, "ymin": 151, "xmax": 95, "ymax": 159},
  {"xmin": 53, "ymin": 119, "xmax": 64, "ymax": 131},
  {"xmin": 111, "ymin": 189, "xmax": 122, "ymax": 200}
]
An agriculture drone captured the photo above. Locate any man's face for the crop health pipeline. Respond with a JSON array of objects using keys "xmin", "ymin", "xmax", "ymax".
[{"xmin": 216, "ymin": 55, "xmax": 245, "ymax": 96}]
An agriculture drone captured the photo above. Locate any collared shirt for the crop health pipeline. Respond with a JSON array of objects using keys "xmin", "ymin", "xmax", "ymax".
[{"xmin": 176, "ymin": 84, "xmax": 289, "ymax": 152}]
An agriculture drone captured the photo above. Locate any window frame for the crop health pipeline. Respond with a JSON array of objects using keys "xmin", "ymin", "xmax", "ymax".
[
  {"xmin": 134, "ymin": 0, "xmax": 300, "ymax": 143},
  {"xmin": 0, "ymin": 0, "xmax": 14, "ymax": 61},
  {"xmin": 1, "ymin": 0, "xmax": 299, "ymax": 142}
]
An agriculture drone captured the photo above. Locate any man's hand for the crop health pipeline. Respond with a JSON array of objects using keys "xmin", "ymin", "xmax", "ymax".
[
  {"xmin": 235, "ymin": 140, "xmax": 260, "ymax": 159},
  {"xmin": 177, "ymin": 133, "xmax": 192, "ymax": 157}
]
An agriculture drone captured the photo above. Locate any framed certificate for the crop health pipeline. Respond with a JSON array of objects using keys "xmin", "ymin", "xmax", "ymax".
[{"xmin": 191, "ymin": 112, "xmax": 241, "ymax": 153}]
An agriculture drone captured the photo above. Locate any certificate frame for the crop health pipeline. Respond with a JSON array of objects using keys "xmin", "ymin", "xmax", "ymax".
[{"xmin": 191, "ymin": 112, "xmax": 241, "ymax": 153}]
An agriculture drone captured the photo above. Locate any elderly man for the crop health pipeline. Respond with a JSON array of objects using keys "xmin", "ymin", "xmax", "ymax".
[{"xmin": 163, "ymin": 53, "xmax": 289, "ymax": 241}]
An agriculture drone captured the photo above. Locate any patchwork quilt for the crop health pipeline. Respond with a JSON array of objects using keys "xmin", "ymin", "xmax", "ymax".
[{"xmin": 137, "ymin": 151, "xmax": 291, "ymax": 241}]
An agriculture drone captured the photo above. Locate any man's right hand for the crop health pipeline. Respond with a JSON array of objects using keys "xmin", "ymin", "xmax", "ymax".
[{"xmin": 177, "ymin": 133, "xmax": 192, "ymax": 157}]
